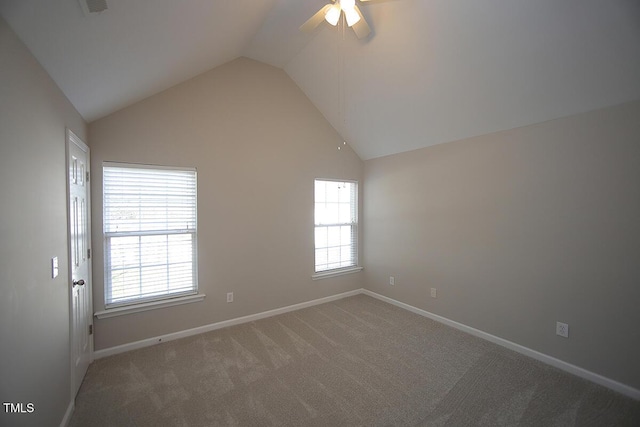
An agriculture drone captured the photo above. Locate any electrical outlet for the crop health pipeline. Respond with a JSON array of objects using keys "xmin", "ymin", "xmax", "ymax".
[
  {"xmin": 430, "ymin": 288, "xmax": 437, "ymax": 298},
  {"xmin": 556, "ymin": 321, "xmax": 569, "ymax": 338},
  {"xmin": 389, "ymin": 276, "xmax": 395, "ymax": 286},
  {"xmin": 227, "ymin": 292, "xmax": 234, "ymax": 303}
]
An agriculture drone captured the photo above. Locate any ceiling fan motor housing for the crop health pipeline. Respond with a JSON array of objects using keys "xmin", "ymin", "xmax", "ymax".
[{"xmin": 80, "ymin": 0, "xmax": 108, "ymax": 16}]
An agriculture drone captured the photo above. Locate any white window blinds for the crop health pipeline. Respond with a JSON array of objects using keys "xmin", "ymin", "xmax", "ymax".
[
  {"xmin": 314, "ymin": 179, "xmax": 358, "ymax": 272},
  {"xmin": 103, "ymin": 163, "xmax": 197, "ymax": 307}
]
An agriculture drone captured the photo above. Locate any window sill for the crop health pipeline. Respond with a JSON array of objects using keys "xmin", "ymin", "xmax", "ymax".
[
  {"xmin": 312, "ymin": 266, "xmax": 363, "ymax": 281},
  {"xmin": 95, "ymin": 293, "xmax": 206, "ymax": 319}
]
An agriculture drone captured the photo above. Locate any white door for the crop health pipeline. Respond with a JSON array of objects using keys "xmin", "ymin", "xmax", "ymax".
[{"xmin": 67, "ymin": 129, "xmax": 92, "ymax": 397}]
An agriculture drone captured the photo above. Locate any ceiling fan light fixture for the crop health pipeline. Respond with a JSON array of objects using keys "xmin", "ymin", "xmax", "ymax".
[
  {"xmin": 341, "ymin": 0, "xmax": 355, "ymax": 10},
  {"xmin": 300, "ymin": 0, "xmax": 370, "ymax": 39},
  {"xmin": 325, "ymin": 4, "xmax": 341, "ymax": 26},
  {"xmin": 344, "ymin": 7, "xmax": 361, "ymax": 27}
]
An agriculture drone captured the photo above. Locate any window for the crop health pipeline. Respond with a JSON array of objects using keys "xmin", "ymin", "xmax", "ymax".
[
  {"xmin": 314, "ymin": 179, "xmax": 358, "ymax": 273},
  {"xmin": 103, "ymin": 163, "xmax": 197, "ymax": 308}
]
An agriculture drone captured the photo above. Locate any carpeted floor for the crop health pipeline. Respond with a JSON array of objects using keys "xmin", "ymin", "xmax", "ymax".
[{"xmin": 69, "ymin": 295, "xmax": 640, "ymax": 426}]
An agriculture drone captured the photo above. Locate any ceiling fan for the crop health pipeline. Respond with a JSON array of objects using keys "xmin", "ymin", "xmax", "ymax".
[{"xmin": 300, "ymin": 0, "xmax": 372, "ymax": 39}]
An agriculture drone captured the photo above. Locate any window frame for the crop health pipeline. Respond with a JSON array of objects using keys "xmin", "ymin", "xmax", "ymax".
[
  {"xmin": 313, "ymin": 178, "xmax": 361, "ymax": 278},
  {"xmin": 101, "ymin": 162, "xmax": 199, "ymax": 310}
]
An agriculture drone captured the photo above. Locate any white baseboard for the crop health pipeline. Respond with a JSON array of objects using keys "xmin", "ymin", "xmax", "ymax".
[
  {"xmin": 93, "ymin": 287, "xmax": 639, "ymax": 400},
  {"xmin": 362, "ymin": 289, "xmax": 640, "ymax": 400},
  {"xmin": 59, "ymin": 400, "xmax": 74, "ymax": 427},
  {"xmin": 93, "ymin": 289, "xmax": 362, "ymax": 359}
]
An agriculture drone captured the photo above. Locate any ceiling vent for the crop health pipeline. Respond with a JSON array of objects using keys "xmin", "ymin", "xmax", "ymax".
[{"xmin": 80, "ymin": 0, "xmax": 108, "ymax": 16}]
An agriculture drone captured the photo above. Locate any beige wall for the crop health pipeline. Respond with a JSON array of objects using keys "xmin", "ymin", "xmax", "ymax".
[
  {"xmin": 0, "ymin": 18, "xmax": 87, "ymax": 427},
  {"xmin": 363, "ymin": 100, "xmax": 640, "ymax": 390},
  {"xmin": 2, "ymin": 6, "xmax": 638, "ymax": 420},
  {"xmin": 89, "ymin": 57, "xmax": 364, "ymax": 350}
]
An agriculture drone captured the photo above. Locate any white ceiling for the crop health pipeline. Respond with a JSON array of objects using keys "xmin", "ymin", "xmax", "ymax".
[{"xmin": 2, "ymin": 0, "xmax": 640, "ymax": 160}]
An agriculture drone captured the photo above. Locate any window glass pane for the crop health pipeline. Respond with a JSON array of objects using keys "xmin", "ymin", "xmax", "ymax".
[
  {"xmin": 327, "ymin": 226, "xmax": 341, "ymax": 247},
  {"xmin": 109, "ymin": 236, "xmax": 140, "ymax": 269},
  {"xmin": 326, "ymin": 203, "xmax": 339, "ymax": 223},
  {"xmin": 103, "ymin": 166, "xmax": 196, "ymax": 234},
  {"xmin": 110, "ymin": 268, "xmax": 140, "ymax": 302},
  {"xmin": 340, "ymin": 226, "xmax": 352, "ymax": 246},
  {"xmin": 314, "ymin": 203, "xmax": 327, "ymax": 225},
  {"xmin": 315, "ymin": 248, "xmax": 328, "ymax": 268},
  {"xmin": 315, "ymin": 227, "xmax": 328, "ymax": 249},
  {"xmin": 338, "ymin": 184, "xmax": 351, "ymax": 203},
  {"xmin": 169, "ymin": 263, "xmax": 193, "ymax": 288},
  {"xmin": 339, "ymin": 203, "xmax": 351, "ymax": 223},
  {"xmin": 168, "ymin": 234, "xmax": 193, "ymax": 264},
  {"xmin": 327, "ymin": 247, "xmax": 340, "ymax": 264},
  {"xmin": 140, "ymin": 235, "xmax": 167, "ymax": 267},
  {"xmin": 325, "ymin": 181, "xmax": 340, "ymax": 202},
  {"xmin": 340, "ymin": 247, "xmax": 352, "ymax": 264},
  {"xmin": 141, "ymin": 266, "xmax": 168, "ymax": 294},
  {"xmin": 314, "ymin": 182, "xmax": 325, "ymax": 203}
]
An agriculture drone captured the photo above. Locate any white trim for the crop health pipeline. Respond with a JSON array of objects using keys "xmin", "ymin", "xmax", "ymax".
[
  {"xmin": 313, "ymin": 178, "xmax": 359, "ymax": 275},
  {"xmin": 312, "ymin": 266, "xmax": 363, "ymax": 280},
  {"xmin": 91, "ymin": 287, "xmax": 639, "ymax": 400},
  {"xmin": 102, "ymin": 161, "xmax": 196, "ymax": 172},
  {"xmin": 95, "ymin": 293, "xmax": 206, "ymax": 319},
  {"xmin": 93, "ymin": 289, "xmax": 362, "ymax": 359},
  {"xmin": 65, "ymin": 128, "xmax": 94, "ymax": 406},
  {"xmin": 361, "ymin": 289, "xmax": 640, "ymax": 400},
  {"xmin": 314, "ymin": 177, "xmax": 358, "ymax": 185},
  {"xmin": 59, "ymin": 400, "xmax": 74, "ymax": 427}
]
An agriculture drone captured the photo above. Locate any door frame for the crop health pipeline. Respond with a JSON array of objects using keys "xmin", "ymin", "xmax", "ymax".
[{"xmin": 65, "ymin": 128, "xmax": 93, "ymax": 402}]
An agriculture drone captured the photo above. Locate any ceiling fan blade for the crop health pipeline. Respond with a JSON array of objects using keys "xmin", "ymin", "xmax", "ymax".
[
  {"xmin": 351, "ymin": 5, "xmax": 371, "ymax": 39},
  {"xmin": 300, "ymin": 4, "xmax": 333, "ymax": 33}
]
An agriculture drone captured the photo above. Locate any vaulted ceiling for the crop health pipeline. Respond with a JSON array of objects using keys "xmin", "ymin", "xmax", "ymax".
[{"xmin": 2, "ymin": 0, "xmax": 640, "ymax": 160}]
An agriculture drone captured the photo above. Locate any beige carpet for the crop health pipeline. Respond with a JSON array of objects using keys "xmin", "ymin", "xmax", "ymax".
[{"xmin": 70, "ymin": 295, "xmax": 640, "ymax": 426}]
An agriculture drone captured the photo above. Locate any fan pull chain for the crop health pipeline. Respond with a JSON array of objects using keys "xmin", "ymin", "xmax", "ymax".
[{"xmin": 338, "ymin": 12, "xmax": 347, "ymax": 151}]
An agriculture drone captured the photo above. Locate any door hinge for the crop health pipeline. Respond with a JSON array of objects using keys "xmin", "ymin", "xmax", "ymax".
[
  {"xmin": 86, "ymin": 171, "xmax": 90, "ymax": 182},
  {"xmin": 87, "ymin": 248, "xmax": 91, "ymax": 259},
  {"xmin": 89, "ymin": 324, "xmax": 93, "ymax": 335}
]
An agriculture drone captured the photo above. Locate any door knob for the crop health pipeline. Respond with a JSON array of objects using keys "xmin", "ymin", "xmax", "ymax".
[{"xmin": 74, "ymin": 279, "xmax": 85, "ymax": 287}]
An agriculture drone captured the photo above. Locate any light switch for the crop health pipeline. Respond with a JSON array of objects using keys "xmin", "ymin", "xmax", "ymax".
[{"xmin": 52, "ymin": 257, "xmax": 59, "ymax": 279}]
